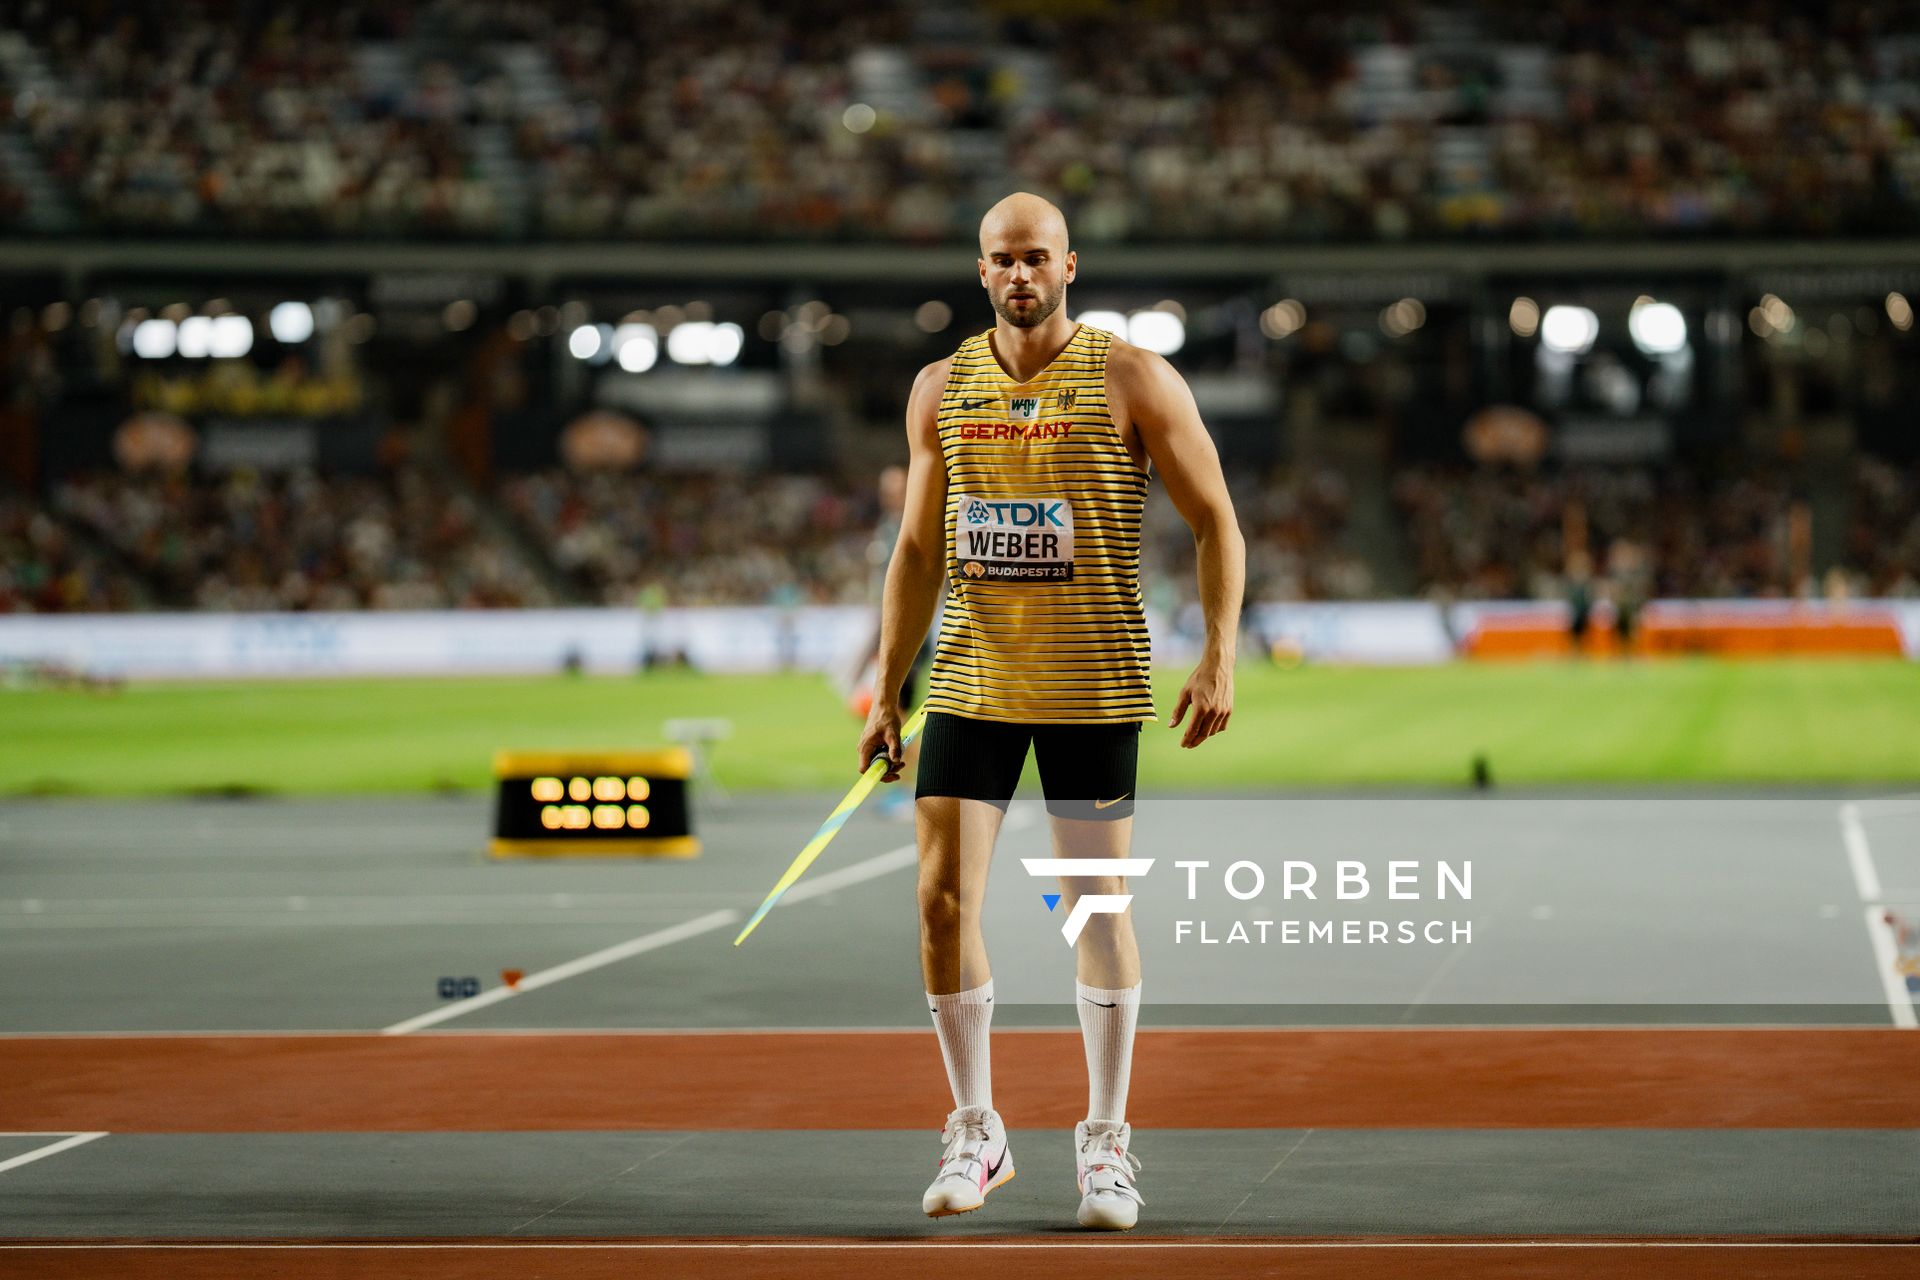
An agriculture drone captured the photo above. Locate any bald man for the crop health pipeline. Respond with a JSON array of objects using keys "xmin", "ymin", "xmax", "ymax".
[{"xmin": 857, "ymin": 194, "xmax": 1245, "ymax": 1229}]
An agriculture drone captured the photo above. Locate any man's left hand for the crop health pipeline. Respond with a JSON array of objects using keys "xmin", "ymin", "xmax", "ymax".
[{"xmin": 1168, "ymin": 660, "xmax": 1233, "ymax": 748}]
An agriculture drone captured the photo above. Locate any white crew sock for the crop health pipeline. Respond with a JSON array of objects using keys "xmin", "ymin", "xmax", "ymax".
[
  {"xmin": 1076, "ymin": 980, "xmax": 1141, "ymax": 1123},
  {"xmin": 928, "ymin": 979, "xmax": 995, "ymax": 1111}
]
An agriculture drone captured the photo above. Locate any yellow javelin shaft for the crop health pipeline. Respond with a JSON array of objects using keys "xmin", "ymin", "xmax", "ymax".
[{"xmin": 733, "ymin": 706, "xmax": 927, "ymax": 946}]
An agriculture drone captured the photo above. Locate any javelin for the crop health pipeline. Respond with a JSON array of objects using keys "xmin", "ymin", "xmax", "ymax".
[{"xmin": 734, "ymin": 706, "xmax": 928, "ymax": 945}]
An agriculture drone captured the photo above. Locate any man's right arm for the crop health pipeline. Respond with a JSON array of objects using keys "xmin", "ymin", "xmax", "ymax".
[{"xmin": 858, "ymin": 358, "xmax": 951, "ymax": 779}]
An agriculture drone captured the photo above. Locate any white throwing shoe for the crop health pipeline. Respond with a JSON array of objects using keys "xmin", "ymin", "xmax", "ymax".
[
  {"xmin": 922, "ymin": 1105, "xmax": 1015, "ymax": 1217},
  {"xmin": 1074, "ymin": 1118, "xmax": 1144, "ymax": 1230}
]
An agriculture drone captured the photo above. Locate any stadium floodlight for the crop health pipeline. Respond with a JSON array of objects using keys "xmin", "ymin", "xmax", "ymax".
[
  {"xmin": 131, "ymin": 318, "xmax": 176, "ymax": 359},
  {"xmin": 1127, "ymin": 309, "xmax": 1184, "ymax": 355},
  {"xmin": 667, "ymin": 321, "xmax": 715, "ymax": 364},
  {"xmin": 1509, "ymin": 297, "xmax": 1540, "ymax": 338},
  {"xmin": 176, "ymin": 315, "xmax": 213, "ymax": 359},
  {"xmin": 269, "ymin": 302, "xmax": 314, "ymax": 344},
  {"xmin": 1379, "ymin": 297, "xmax": 1426, "ymax": 338},
  {"xmin": 1539, "ymin": 305, "xmax": 1599, "ymax": 355},
  {"xmin": 1887, "ymin": 291, "xmax": 1914, "ymax": 332},
  {"xmin": 915, "ymin": 300, "xmax": 952, "ymax": 333},
  {"xmin": 1076, "ymin": 310, "xmax": 1126, "ymax": 335},
  {"xmin": 1259, "ymin": 299, "xmax": 1306, "ymax": 339},
  {"xmin": 209, "ymin": 315, "xmax": 253, "ymax": 358},
  {"xmin": 614, "ymin": 324, "xmax": 658, "ymax": 373},
  {"xmin": 706, "ymin": 322, "xmax": 745, "ymax": 366},
  {"xmin": 1628, "ymin": 300, "xmax": 1687, "ymax": 356},
  {"xmin": 1758, "ymin": 293, "xmax": 1794, "ymax": 335},
  {"xmin": 568, "ymin": 325, "xmax": 602, "ymax": 360}
]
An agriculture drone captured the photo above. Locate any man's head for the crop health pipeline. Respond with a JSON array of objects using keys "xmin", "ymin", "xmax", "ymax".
[{"xmin": 978, "ymin": 192, "xmax": 1075, "ymax": 330}]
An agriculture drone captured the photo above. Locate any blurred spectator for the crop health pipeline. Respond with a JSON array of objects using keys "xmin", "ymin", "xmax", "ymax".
[
  {"xmin": 4, "ymin": 0, "xmax": 1918, "ymax": 241},
  {"xmin": 1016, "ymin": 1, "xmax": 1920, "ymax": 242},
  {"xmin": 1147, "ymin": 466, "xmax": 1372, "ymax": 604},
  {"xmin": 506, "ymin": 464, "xmax": 1373, "ymax": 610},
  {"xmin": 0, "ymin": 155, "xmax": 28, "ymax": 227},
  {"xmin": 9, "ymin": 1, "xmax": 501, "ymax": 236},
  {"xmin": 54, "ymin": 466, "xmax": 551, "ymax": 609},
  {"xmin": 1847, "ymin": 456, "xmax": 1920, "ymax": 595},
  {"xmin": 500, "ymin": 0, "xmax": 913, "ymax": 241},
  {"xmin": 9, "ymin": 455, "xmax": 1917, "ymax": 612},
  {"xmin": 500, "ymin": 468, "xmax": 873, "ymax": 605},
  {"xmin": 0, "ymin": 491, "xmax": 139, "ymax": 612},
  {"xmin": 1393, "ymin": 462, "xmax": 1799, "ymax": 600}
]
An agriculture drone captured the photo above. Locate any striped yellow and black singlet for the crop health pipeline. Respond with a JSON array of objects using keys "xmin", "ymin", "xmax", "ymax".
[{"xmin": 923, "ymin": 324, "xmax": 1155, "ymax": 724}]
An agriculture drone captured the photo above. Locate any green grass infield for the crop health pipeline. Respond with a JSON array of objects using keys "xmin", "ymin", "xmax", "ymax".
[{"xmin": 4, "ymin": 658, "xmax": 1918, "ymax": 797}]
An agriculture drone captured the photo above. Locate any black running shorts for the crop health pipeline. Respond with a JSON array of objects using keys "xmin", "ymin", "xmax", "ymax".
[{"xmin": 915, "ymin": 711, "xmax": 1140, "ymax": 821}]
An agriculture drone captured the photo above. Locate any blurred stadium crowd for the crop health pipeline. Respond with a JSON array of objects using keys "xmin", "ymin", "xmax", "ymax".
[
  {"xmin": 7, "ymin": 457, "xmax": 1920, "ymax": 615},
  {"xmin": 46, "ymin": 467, "xmax": 549, "ymax": 611},
  {"xmin": 4, "ymin": 0, "xmax": 1919, "ymax": 620},
  {"xmin": 2, "ymin": 0, "xmax": 1918, "ymax": 241},
  {"xmin": 500, "ymin": 469, "xmax": 871, "ymax": 606}
]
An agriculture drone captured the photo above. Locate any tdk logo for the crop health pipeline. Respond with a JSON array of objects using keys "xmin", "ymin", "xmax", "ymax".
[
  {"xmin": 1022, "ymin": 857, "xmax": 1155, "ymax": 945},
  {"xmin": 968, "ymin": 500, "xmax": 1066, "ymax": 528}
]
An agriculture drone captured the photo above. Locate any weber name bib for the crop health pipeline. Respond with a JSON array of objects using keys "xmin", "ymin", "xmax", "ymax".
[{"xmin": 953, "ymin": 494, "xmax": 1075, "ymax": 582}]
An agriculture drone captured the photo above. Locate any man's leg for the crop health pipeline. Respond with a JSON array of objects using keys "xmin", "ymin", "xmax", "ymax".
[
  {"xmin": 913, "ymin": 713, "xmax": 1028, "ymax": 1216},
  {"xmin": 1036, "ymin": 723, "xmax": 1146, "ymax": 1229},
  {"xmin": 917, "ymin": 795, "xmax": 1004, "ymax": 1109},
  {"xmin": 1052, "ymin": 815, "xmax": 1142, "ymax": 1125}
]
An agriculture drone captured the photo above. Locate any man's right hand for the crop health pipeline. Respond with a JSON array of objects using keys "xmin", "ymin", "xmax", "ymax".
[{"xmin": 857, "ymin": 705, "xmax": 906, "ymax": 782}]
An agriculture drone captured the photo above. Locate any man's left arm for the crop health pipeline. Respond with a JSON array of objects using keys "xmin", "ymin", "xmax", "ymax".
[{"xmin": 1123, "ymin": 348, "xmax": 1246, "ymax": 748}]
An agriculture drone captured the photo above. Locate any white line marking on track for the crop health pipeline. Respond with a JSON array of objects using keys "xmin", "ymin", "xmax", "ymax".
[
  {"xmin": 377, "ymin": 815, "xmax": 985, "ymax": 1035},
  {"xmin": 1839, "ymin": 804, "xmax": 1884, "ymax": 902},
  {"xmin": 0, "ymin": 1021, "xmax": 1895, "ymax": 1039},
  {"xmin": 1, "ymin": 892, "xmax": 746, "ymax": 911},
  {"xmin": 381, "ymin": 910, "xmax": 741, "ymax": 1035},
  {"xmin": 1862, "ymin": 906, "xmax": 1918, "ymax": 1031},
  {"xmin": 508, "ymin": 1133, "xmax": 695, "ymax": 1235},
  {"xmin": 780, "ymin": 841, "xmax": 915, "ymax": 905},
  {"xmin": 1399, "ymin": 933, "xmax": 1473, "ymax": 1017},
  {"xmin": 1, "ymin": 911, "xmax": 719, "ymax": 929},
  {"xmin": 0, "ymin": 1242, "xmax": 1913, "ymax": 1251},
  {"xmin": 1218, "ymin": 1129, "xmax": 1312, "ymax": 1228},
  {"xmin": 0, "ymin": 1132, "xmax": 107, "ymax": 1175},
  {"xmin": 3, "ymin": 1015, "xmax": 1898, "ymax": 1039},
  {"xmin": 1838, "ymin": 804, "xmax": 1915, "ymax": 1030},
  {"xmin": 751, "ymin": 799, "xmax": 1040, "ymax": 910}
]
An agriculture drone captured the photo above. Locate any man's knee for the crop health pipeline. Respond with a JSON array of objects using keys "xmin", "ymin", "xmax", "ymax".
[
  {"xmin": 1060, "ymin": 876, "xmax": 1129, "ymax": 901},
  {"xmin": 1074, "ymin": 905, "xmax": 1134, "ymax": 941},
  {"xmin": 917, "ymin": 874, "xmax": 964, "ymax": 932}
]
